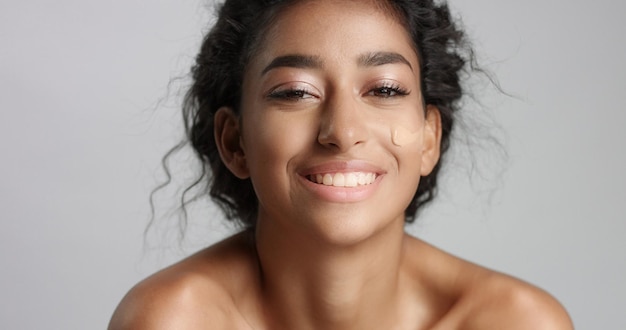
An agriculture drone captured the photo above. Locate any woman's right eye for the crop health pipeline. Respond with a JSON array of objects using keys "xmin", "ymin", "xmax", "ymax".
[{"xmin": 266, "ymin": 87, "xmax": 318, "ymax": 101}]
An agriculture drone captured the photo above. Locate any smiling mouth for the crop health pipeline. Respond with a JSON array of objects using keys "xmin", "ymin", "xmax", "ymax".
[{"xmin": 308, "ymin": 172, "xmax": 378, "ymax": 187}]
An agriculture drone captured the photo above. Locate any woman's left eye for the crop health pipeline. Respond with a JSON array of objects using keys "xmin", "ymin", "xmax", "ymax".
[{"xmin": 367, "ymin": 85, "xmax": 409, "ymax": 98}]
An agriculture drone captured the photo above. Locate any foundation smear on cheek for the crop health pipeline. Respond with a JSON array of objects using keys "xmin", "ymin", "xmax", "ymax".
[{"xmin": 391, "ymin": 126, "xmax": 420, "ymax": 147}]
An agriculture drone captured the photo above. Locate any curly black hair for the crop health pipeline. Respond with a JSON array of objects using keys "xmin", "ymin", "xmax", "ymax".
[{"xmin": 173, "ymin": 0, "xmax": 472, "ymax": 228}]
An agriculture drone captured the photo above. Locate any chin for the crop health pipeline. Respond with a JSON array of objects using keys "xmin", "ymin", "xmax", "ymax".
[{"xmin": 299, "ymin": 208, "xmax": 404, "ymax": 248}]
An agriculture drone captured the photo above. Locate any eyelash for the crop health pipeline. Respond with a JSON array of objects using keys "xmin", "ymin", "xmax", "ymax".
[
  {"xmin": 367, "ymin": 83, "xmax": 410, "ymax": 98},
  {"xmin": 267, "ymin": 88, "xmax": 317, "ymax": 100},
  {"xmin": 266, "ymin": 84, "xmax": 410, "ymax": 101}
]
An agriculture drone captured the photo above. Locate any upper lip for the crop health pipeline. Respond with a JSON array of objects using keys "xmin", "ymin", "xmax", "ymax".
[{"xmin": 298, "ymin": 160, "xmax": 385, "ymax": 177}]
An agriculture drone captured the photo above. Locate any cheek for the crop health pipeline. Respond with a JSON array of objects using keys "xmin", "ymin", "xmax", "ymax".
[
  {"xmin": 368, "ymin": 110, "xmax": 425, "ymax": 151},
  {"xmin": 391, "ymin": 125, "xmax": 422, "ymax": 147},
  {"xmin": 241, "ymin": 112, "xmax": 316, "ymax": 212},
  {"xmin": 367, "ymin": 111, "xmax": 427, "ymax": 182},
  {"xmin": 241, "ymin": 112, "xmax": 314, "ymax": 174}
]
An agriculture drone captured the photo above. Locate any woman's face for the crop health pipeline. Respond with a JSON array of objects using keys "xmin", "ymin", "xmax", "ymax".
[{"xmin": 235, "ymin": 0, "xmax": 441, "ymax": 244}]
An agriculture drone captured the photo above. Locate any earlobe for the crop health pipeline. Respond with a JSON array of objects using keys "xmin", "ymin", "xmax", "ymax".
[
  {"xmin": 420, "ymin": 105, "xmax": 442, "ymax": 176},
  {"xmin": 214, "ymin": 107, "xmax": 250, "ymax": 179}
]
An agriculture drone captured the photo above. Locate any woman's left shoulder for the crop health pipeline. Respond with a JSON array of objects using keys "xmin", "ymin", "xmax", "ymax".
[
  {"xmin": 405, "ymin": 237, "xmax": 573, "ymax": 329},
  {"xmin": 454, "ymin": 271, "xmax": 574, "ymax": 330}
]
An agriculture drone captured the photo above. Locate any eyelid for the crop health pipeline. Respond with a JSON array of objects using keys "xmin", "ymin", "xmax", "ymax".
[
  {"xmin": 364, "ymin": 79, "xmax": 411, "ymax": 97},
  {"xmin": 265, "ymin": 81, "xmax": 321, "ymax": 100}
]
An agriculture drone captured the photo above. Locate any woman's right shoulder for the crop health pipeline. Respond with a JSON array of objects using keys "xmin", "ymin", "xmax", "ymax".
[{"xmin": 107, "ymin": 231, "xmax": 259, "ymax": 330}]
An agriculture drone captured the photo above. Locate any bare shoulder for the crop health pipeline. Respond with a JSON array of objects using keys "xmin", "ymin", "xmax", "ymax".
[
  {"xmin": 454, "ymin": 272, "xmax": 574, "ymax": 330},
  {"xmin": 108, "ymin": 231, "xmax": 258, "ymax": 330},
  {"xmin": 405, "ymin": 238, "xmax": 573, "ymax": 329}
]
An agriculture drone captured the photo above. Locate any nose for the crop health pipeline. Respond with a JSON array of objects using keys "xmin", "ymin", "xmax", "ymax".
[{"xmin": 317, "ymin": 92, "xmax": 368, "ymax": 151}]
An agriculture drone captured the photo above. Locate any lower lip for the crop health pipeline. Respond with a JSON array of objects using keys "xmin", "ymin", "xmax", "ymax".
[{"xmin": 298, "ymin": 175, "xmax": 382, "ymax": 203}]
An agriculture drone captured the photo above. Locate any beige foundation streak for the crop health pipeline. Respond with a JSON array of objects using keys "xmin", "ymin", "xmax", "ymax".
[{"xmin": 391, "ymin": 126, "xmax": 420, "ymax": 147}]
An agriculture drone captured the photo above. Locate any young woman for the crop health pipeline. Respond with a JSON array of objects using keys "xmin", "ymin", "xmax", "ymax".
[{"xmin": 109, "ymin": 0, "xmax": 573, "ymax": 329}]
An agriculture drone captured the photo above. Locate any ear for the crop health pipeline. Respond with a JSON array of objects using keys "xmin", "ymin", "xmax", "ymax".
[
  {"xmin": 420, "ymin": 105, "xmax": 442, "ymax": 176},
  {"xmin": 214, "ymin": 107, "xmax": 250, "ymax": 179}
]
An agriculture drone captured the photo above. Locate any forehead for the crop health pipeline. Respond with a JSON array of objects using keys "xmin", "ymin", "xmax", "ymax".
[{"xmin": 247, "ymin": 0, "xmax": 418, "ymax": 72}]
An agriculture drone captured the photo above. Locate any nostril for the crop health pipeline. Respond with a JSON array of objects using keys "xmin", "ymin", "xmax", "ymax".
[{"xmin": 317, "ymin": 108, "xmax": 368, "ymax": 150}]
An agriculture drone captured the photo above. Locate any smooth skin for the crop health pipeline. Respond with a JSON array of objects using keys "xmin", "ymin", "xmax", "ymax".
[{"xmin": 109, "ymin": 1, "xmax": 573, "ymax": 329}]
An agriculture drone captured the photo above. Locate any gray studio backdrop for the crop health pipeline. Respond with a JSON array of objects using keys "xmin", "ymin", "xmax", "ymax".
[{"xmin": 1, "ymin": 0, "xmax": 624, "ymax": 329}]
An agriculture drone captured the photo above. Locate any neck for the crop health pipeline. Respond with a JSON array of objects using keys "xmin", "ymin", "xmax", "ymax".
[{"xmin": 254, "ymin": 213, "xmax": 408, "ymax": 329}]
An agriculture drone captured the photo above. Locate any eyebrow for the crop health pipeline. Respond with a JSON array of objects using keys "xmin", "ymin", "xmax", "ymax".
[
  {"xmin": 260, "ymin": 51, "xmax": 413, "ymax": 75},
  {"xmin": 358, "ymin": 51, "xmax": 413, "ymax": 70},
  {"xmin": 261, "ymin": 55, "xmax": 324, "ymax": 75}
]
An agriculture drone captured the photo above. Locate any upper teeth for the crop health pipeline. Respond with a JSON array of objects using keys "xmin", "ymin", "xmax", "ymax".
[{"xmin": 310, "ymin": 172, "xmax": 377, "ymax": 187}]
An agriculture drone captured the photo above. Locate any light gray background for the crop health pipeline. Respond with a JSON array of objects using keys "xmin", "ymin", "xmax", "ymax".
[{"xmin": 1, "ymin": 0, "xmax": 624, "ymax": 329}]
